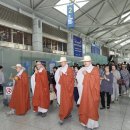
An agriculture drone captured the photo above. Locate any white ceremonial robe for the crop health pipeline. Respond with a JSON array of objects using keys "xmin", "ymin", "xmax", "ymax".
[{"xmin": 31, "ymin": 74, "xmax": 35, "ymax": 95}]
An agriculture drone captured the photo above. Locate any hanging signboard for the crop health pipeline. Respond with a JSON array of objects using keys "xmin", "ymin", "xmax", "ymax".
[{"xmin": 67, "ymin": 2, "xmax": 75, "ymax": 28}]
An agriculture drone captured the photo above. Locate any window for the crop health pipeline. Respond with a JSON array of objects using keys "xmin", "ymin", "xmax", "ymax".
[
  {"xmin": 0, "ymin": 25, "xmax": 11, "ymax": 42},
  {"xmin": 43, "ymin": 37, "xmax": 46, "ymax": 48},
  {"xmin": 63, "ymin": 43, "xmax": 67, "ymax": 52},
  {"xmin": 13, "ymin": 29, "xmax": 23, "ymax": 44},
  {"xmin": 58, "ymin": 42, "xmax": 63, "ymax": 51},
  {"xmin": 24, "ymin": 32, "xmax": 32, "ymax": 45},
  {"xmin": 52, "ymin": 40, "xmax": 57, "ymax": 50},
  {"xmin": 46, "ymin": 38, "xmax": 51, "ymax": 49}
]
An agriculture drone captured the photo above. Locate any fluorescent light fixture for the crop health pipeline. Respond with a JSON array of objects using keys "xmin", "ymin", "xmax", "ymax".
[
  {"xmin": 121, "ymin": 11, "xmax": 130, "ymax": 19},
  {"xmin": 121, "ymin": 11, "xmax": 130, "ymax": 22},
  {"xmin": 13, "ymin": 24, "xmax": 28, "ymax": 31},
  {"xmin": 124, "ymin": 16, "xmax": 130, "ymax": 22},
  {"xmin": 114, "ymin": 39, "xmax": 123, "ymax": 44},
  {"xmin": 120, "ymin": 39, "xmax": 130, "ymax": 46},
  {"xmin": 54, "ymin": 0, "xmax": 89, "ymax": 15}
]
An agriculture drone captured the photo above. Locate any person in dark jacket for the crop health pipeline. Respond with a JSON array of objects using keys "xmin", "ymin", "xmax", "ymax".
[{"xmin": 100, "ymin": 65, "xmax": 113, "ymax": 109}]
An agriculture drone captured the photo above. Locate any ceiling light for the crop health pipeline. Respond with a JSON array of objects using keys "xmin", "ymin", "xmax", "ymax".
[{"xmin": 120, "ymin": 39, "xmax": 130, "ymax": 46}]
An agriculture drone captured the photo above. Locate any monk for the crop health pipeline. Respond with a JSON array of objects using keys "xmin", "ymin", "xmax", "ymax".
[
  {"xmin": 55, "ymin": 57, "xmax": 74, "ymax": 125},
  {"xmin": 32, "ymin": 61, "xmax": 50, "ymax": 117},
  {"xmin": 7, "ymin": 64, "xmax": 30, "ymax": 115},
  {"xmin": 76, "ymin": 56, "xmax": 100, "ymax": 129}
]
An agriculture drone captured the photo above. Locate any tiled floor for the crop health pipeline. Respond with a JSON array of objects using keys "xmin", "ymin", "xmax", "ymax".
[{"xmin": 0, "ymin": 96, "xmax": 130, "ymax": 130}]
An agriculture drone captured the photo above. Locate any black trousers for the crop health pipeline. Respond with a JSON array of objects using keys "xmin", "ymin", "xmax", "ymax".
[
  {"xmin": 119, "ymin": 84, "xmax": 122, "ymax": 95},
  {"xmin": 100, "ymin": 92, "xmax": 111, "ymax": 108},
  {"xmin": 74, "ymin": 87, "xmax": 79, "ymax": 104},
  {"xmin": 0, "ymin": 84, "xmax": 3, "ymax": 95}
]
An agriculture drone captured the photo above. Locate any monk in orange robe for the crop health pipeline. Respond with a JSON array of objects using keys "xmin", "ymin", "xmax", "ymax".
[
  {"xmin": 55, "ymin": 57, "xmax": 74, "ymax": 125},
  {"xmin": 7, "ymin": 64, "xmax": 30, "ymax": 115},
  {"xmin": 32, "ymin": 61, "xmax": 50, "ymax": 117},
  {"xmin": 76, "ymin": 56, "xmax": 100, "ymax": 129}
]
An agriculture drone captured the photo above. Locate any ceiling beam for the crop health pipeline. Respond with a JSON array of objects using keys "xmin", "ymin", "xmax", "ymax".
[
  {"xmin": 30, "ymin": 0, "xmax": 34, "ymax": 9},
  {"xmin": 111, "ymin": 38, "xmax": 130, "ymax": 48},
  {"xmin": 75, "ymin": 0, "xmax": 106, "ymax": 22},
  {"xmin": 107, "ymin": 0, "xmax": 119, "ymax": 16},
  {"xmin": 118, "ymin": 41, "xmax": 130, "ymax": 49},
  {"xmin": 74, "ymin": 2, "xmax": 100, "ymax": 24},
  {"xmin": 75, "ymin": 22, "xmax": 130, "ymax": 28},
  {"xmin": 106, "ymin": 30, "xmax": 130, "ymax": 44},
  {"xmin": 34, "ymin": 0, "xmax": 47, "ymax": 10},
  {"xmin": 117, "ymin": 0, "xmax": 128, "ymax": 24},
  {"xmin": 87, "ymin": 9, "xmax": 130, "ymax": 35},
  {"xmin": 87, "ymin": 1, "xmax": 105, "ymax": 34}
]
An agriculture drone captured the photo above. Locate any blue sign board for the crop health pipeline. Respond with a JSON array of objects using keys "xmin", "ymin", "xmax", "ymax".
[
  {"xmin": 91, "ymin": 42, "xmax": 100, "ymax": 55},
  {"xmin": 73, "ymin": 35, "xmax": 83, "ymax": 57},
  {"xmin": 67, "ymin": 3, "xmax": 75, "ymax": 28}
]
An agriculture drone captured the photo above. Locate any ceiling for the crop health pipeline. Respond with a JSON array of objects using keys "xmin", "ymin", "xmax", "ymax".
[{"xmin": 0, "ymin": 0, "xmax": 130, "ymax": 51}]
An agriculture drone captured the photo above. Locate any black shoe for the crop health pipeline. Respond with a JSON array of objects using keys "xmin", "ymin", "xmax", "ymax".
[
  {"xmin": 77, "ymin": 104, "xmax": 80, "ymax": 107},
  {"xmin": 65, "ymin": 114, "xmax": 72, "ymax": 119},
  {"xmin": 100, "ymin": 107, "xmax": 105, "ymax": 110},
  {"xmin": 36, "ymin": 112, "xmax": 42, "ymax": 116},
  {"xmin": 50, "ymin": 100, "xmax": 53, "ymax": 105},
  {"xmin": 107, "ymin": 106, "xmax": 110, "ymax": 109},
  {"xmin": 41, "ymin": 112, "xmax": 47, "ymax": 117}
]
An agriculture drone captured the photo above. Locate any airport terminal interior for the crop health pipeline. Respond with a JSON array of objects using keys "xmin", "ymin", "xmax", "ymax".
[{"xmin": 0, "ymin": 0, "xmax": 130, "ymax": 130}]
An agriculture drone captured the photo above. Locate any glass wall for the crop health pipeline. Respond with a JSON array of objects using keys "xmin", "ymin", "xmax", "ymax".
[
  {"xmin": 43, "ymin": 37, "xmax": 67, "ymax": 54},
  {"xmin": 0, "ymin": 25, "xmax": 11, "ymax": 42},
  {"xmin": 0, "ymin": 25, "xmax": 32, "ymax": 45},
  {"xmin": 0, "ymin": 24, "xmax": 67, "ymax": 54}
]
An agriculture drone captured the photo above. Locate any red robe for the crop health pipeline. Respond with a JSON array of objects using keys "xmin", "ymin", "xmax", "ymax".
[
  {"xmin": 79, "ymin": 67, "xmax": 100, "ymax": 124},
  {"xmin": 59, "ymin": 67, "xmax": 74, "ymax": 120},
  {"xmin": 9, "ymin": 72, "xmax": 30, "ymax": 115},
  {"xmin": 32, "ymin": 69, "xmax": 50, "ymax": 111}
]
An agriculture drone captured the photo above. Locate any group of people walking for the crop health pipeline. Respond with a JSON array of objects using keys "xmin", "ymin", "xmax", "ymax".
[
  {"xmin": 6, "ymin": 55, "xmax": 100, "ymax": 130},
  {"xmin": 98, "ymin": 63, "xmax": 130, "ymax": 110},
  {"xmin": 1, "ymin": 55, "xmax": 130, "ymax": 130}
]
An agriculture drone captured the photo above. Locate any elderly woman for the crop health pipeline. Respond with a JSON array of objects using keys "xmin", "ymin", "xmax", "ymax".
[
  {"xmin": 120, "ymin": 64, "xmax": 130, "ymax": 95},
  {"xmin": 100, "ymin": 65, "xmax": 113, "ymax": 109},
  {"xmin": 111, "ymin": 64, "xmax": 121, "ymax": 102}
]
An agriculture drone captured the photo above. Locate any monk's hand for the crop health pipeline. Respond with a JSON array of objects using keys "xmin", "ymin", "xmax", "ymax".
[
  {"xmin": 14, "ymin": 76, "xmax": 20, "ymax": 81},
  {"xmin": 83, "ymin": 70, "xmax": 87, "ymax": 75}
]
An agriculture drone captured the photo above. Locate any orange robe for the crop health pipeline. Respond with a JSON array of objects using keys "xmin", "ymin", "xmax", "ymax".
[
  {"xmin": 79, "ymin": 67, "xmax": 100, "ymax": 124},
  {"xmin": 59, "ymin": 67, "xmax": 74, "ymax": 120},
  {"xmin": 32, "ymin": 69, "xmax": 50, "ymax": 111},
  {"xmin": 9, "ymin": 72, "xmax": 30, "ymax": 115}
]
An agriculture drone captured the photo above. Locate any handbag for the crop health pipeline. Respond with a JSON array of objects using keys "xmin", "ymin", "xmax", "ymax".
[
  {"xmin": 117, "ymin": 79, "xmax": 122, "ymax": 84},
  {"xmin": 50, "ymin": 91, "xmax": 56, "ymax": 101},
  {"xmin": 117, "ymin": 79, "xmax": 125, "ymax": 85}
]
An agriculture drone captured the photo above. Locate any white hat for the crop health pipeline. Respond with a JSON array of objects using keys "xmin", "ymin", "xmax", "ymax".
[
  {"xmin": 11, "ymin": 64, "xmax": 23, "ymax": 69},
  {"xmin": 57, "ymin": 57, "xmax": 67, "ymax": 63},
  {"xmin": 81, "ymin": 55, "xmax": 92, "ymax": 62}
]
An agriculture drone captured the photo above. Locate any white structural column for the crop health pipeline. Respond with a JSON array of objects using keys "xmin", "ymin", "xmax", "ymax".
[
  {"xmin": 67, "ymin": 32, "xmax": 74, "ymax": 56},
  {"xmin": 32, "ymin": 18, "xmax": 43, "ymax": 51},
  {"xmin": 82, "ymin": 36, "xmax": 86, "ymax": 56}
]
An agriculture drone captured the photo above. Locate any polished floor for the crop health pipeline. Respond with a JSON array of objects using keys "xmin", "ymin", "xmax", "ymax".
[{"xmin": 0, "ymin": 95, "xmax": 130, "ymax": 130}]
